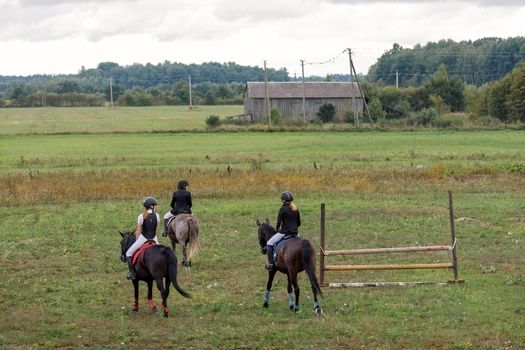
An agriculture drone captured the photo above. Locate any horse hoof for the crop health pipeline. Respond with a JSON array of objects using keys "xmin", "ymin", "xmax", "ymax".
[
  {"xmin": 289, "ymin": 305, "xmax": 294, "ymax": 310},
  {"xmin": 294, "ymin": 306, "xmax": 300, "ymax": 312},
  {"xmin": 263, "ymin": 303, "xmax": 269, "ymax": 308},
  {"xmin": 163, "ymin": 312, "xmax": 168, "ymax": 318}
]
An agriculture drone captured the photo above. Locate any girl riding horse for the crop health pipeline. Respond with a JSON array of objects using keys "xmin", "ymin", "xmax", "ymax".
[
  {"xmin": 125, "ymin": 197, "xmax": 160, "ymax": 280},
  {"xmin": 265, "ymin": 191, "xmax": 300, "ymax": 270}
]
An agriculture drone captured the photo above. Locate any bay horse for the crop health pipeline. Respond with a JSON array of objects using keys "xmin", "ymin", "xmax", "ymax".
[
  {"xmin": 256, "ymin": 219, "xmax": 323, "ymax": 315},
  {"xmin": 119, "ymin": 231, "xmax": 191, "ymax": 317},
  {"xmin": 166, "ymin": 213, "xmax": 201, "ymax": 267}
]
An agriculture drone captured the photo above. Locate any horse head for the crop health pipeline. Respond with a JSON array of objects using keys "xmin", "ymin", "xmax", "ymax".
[
  {"xmin": 119, "ymin": 230, "xmax": 136, "ymax": 262},
  {"xmin": 256, "ymin": 218, "xmax": 276, "ymax": 254}
]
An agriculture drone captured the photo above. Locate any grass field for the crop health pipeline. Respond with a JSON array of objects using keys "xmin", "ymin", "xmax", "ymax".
[
  {"xmin": 1, "ymin": 108, "xmax": 524, "ymax": 349},
  {"xmin": 0, "ymin": 105, "xmax": 243, "ymax": 134}
]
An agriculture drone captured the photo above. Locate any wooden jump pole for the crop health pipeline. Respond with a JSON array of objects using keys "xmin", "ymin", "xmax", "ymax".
[
  {"xmin": 325, "ymin": 263, "xmax": 453, "ymax": 271},
  {"xmin": 448, "ymin": 191, "xmax": 460, "ymax": 282},
  {"xmin": 319, "ymin": 193, "xmax": 464, "ymax": 287},
  {"xmin": 320, "ymin": 203, "xmax": 326, "ymax": 286},
  {"xmin": 324, "ymin": 245, "xmax": 451, "ymax": 255}
]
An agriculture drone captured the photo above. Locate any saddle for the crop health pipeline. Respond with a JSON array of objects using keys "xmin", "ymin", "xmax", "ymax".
[
  {"xmin": 273, "ymin": 235, "xmax": 297, "ymax": 262},
  {"xmin": 132, "ymin": 240, "xmax": 156, "ymax": 265}
]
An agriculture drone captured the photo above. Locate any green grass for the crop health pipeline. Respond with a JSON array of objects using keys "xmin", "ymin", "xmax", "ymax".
[
  {"xmin": 0, "ymin": 105, "xmax": 243, "ymax": 134},
  {"xmin": 2, "ymin": 130, "xmax": 524, "ymax": 173},
  {"xmin": 0, "ymin": 111, "xmax": 524, "ymax": 349},
  {"xmin": 1, "ymin": 190, "xmax": 523, "ymax": 349}
]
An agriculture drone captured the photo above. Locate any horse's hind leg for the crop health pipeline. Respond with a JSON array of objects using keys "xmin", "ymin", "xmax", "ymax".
[
  {"xmin": 181, "ymin": 242, "xmax": 189, "ymax": 267},
  {"xmin": 155, "ymin": 278, "xmax": 169, "ymax": 317},
  {"xmin": 147, "ymin": 281, "xmax": 157, "ymax": 311},
  {"xmin": 263, "ymin": 270, "xmax": 277, "ymax": 308},
  {"xmin": 291, "ymin": 273, "xmax": 300, "ymax": 312},
  {"xmin": 286, "ymin": 274, "xmax": 295, "ymax": 309}
]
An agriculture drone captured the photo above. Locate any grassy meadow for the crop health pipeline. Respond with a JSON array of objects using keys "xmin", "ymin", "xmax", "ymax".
[
  {"xmin": 0, "ymin": 105, "xmax": 243, "ymax": 134},
  {"xmin": 1, "ymin": 107, "xmax": 524, "ymax": 349}
]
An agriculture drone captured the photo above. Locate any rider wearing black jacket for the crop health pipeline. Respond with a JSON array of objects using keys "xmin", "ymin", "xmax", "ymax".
[
  {"xmin": 276, "ymin": 202, "xmax": 301, "ymax": 235},
  {"xmin": 265, "ymin": 191, "xmax": 300, "ymax": 270},
  {"xmin": 170, "ymin": 183, "xmax": 192, "ymax": 216},
  {"xmin": 161, "ymin": 179, "xmax": 193, "ymax": 236}
]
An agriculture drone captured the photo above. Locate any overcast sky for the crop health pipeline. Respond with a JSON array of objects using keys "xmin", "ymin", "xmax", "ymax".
[{"xmin": 0, "ymin": 0, "xmax": 523, "ymax": 77}]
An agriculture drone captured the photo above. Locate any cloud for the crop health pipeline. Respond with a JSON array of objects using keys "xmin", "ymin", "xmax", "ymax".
[
  {"xmin": 214, "ymin": 0, "xmax": 315, "ymax": 21},
  {"xmin": 325, "ymin": 0, "xmax": 524, "ymax": 6},
  {"xmin": 17, "ymin": 0, "xmax": 137, "ymax": 5}
]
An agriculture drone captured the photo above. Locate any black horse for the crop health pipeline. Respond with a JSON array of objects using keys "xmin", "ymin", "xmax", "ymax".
[
  {"xmin": 119, "ymin": 231, "xmax": 190, "ymax": 317},
  {"xmin": 256, "ymin": 219, "xmax": 323, "ymax": 315}
]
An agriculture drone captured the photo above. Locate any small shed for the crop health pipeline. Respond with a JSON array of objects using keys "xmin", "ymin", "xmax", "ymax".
[{"xmin": 243, "ymin": 82, "xmax": 363, "ymax": 122}]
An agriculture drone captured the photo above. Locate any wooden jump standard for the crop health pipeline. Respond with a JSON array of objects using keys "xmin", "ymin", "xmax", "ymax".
[{"xmin": 319, "ymin": 191, "xmax": 464, "ymax": 288}]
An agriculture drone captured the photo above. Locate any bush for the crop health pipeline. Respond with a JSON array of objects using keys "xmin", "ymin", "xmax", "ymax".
[
  {"xmin": 473, "ymin": 115, "xmax": 502, "ymax": 127},
  {"xmin": 205, "ymin": 115, "xmax": 221, "ymax": 128},
  {"xmin": 317, "ymin": 103, "xmax": 335, "ymax": 123},
  {"xmin": 432, "ymin": 114, "xmax": 464, "ymax": 128},
  {"xmin": 270, "ymin": 108, "xmax": 282, "ymax": 124},
  {"xmin": 415, "ymin": 107, "xmax": 438, "ymax": 126}
]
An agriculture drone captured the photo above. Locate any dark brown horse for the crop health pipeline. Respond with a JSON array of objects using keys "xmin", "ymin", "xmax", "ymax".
[
  {"xmin": 166, "ymin": 214, "xmax": 201, "ymax": 268},
  {"xmin": 256, "ymin": 219, "xmax": 323, "ymax": 315},
  {"xmin": 119, "ymin": 231, "xmax": 191, "ymax": 317}
]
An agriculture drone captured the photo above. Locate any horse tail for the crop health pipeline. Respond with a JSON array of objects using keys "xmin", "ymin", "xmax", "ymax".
[
  {"xmin": 186, "ymin": 216, "xmax": 201, "ymax": 262},
  {"xmin": 165, "ymin": 248, "xmax": 191, "ymax": 299},
  {"xmin": 302, "ymin": 239, "xmax": 323, "ymax": 297}
]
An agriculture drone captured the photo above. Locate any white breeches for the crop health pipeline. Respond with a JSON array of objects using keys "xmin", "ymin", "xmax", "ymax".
[
  {"xmin": 267, "ymin": 232, "xmax": 285, "ymax": 246},
  {"xmin": 125, "ymin": 234, "xmax": 159, "ymax": 257}
]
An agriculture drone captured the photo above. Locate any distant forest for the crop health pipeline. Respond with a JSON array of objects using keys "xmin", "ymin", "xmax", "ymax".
[
  {"xmin": 368, "ymin": 37, "xmax": 525, "ymax": 86},
  {"xmin": 0, "ymin": 37, "xmax": 524, "ymax": 116}
]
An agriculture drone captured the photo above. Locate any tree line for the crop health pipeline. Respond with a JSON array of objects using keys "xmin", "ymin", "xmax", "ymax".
[
  {"xmin": 368, "ymin": 37, "xmax": 525, "ymax": 87},
  {"xmin": 0, "ymin": 61, "xmax": 289, "ymax": 107},
  {"xmin": 0, "ymin": 37, "xmax": 524, "ymax": 124}
]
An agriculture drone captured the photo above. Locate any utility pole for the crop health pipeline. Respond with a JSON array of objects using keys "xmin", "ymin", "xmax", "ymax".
[
  {"xmin": 109, "ymin": 77, "xmax": 114, "ymax": 109},
  {"xmin": 264, "ymin": 60, "xmax": 271, "ymax": 126},
  {"xmin": 347, "ymin": 49, "xmax": 358, "ymax": 127},
  {"xmin": 188, "ymin": 75, "xmax": 193, "ymax": 109},
  {"xmin": 347, "ymin": 48, "xmax": 373, "ymax": 124},
  {"xmin": 396, "ymin": 69, "xmax": 399, "ymax": 89},
  {"xmin": 301, "ymin": 59, "xmax": 306, "ymax": 123}
]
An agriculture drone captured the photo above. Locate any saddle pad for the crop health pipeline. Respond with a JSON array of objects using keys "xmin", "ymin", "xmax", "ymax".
[
  {"xmin": 132, "ymin": 240, "xmax": 156, "ymax": 265},
  {"xmin": 273, "ymin": 235, "xmax": 297, "ymax": 262}
]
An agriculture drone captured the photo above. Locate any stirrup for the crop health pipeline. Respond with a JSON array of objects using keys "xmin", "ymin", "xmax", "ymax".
[
  {"xmin": 127, "ymin": 271, "xmax": 136, "ymax": 280},
  {"xmin": 161, "ymin": 231, "xmax": 167, "ymax": 237},
  {"xmin": 265, "ymin": 263, "xmax": 274, "ymax": 271}
]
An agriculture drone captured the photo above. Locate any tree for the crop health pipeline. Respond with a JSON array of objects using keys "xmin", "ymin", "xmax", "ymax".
[
  {"xmin": 507, "ymin": 63, "xmax": 525, "ymax": 122},
  {"xmin": 368, "ymin": 97, "xmax": 385, "ymax": 122},
  {"xmin": 487, "ymin": 77, "xmax": 511, "ymax": 121},
  {"xmin": 425, "ymin": 65, "xmax": 465, "ymax": 112},
  {"xmin": 317, "ymin": 103, "xmax": 335, "ymax": 123}
]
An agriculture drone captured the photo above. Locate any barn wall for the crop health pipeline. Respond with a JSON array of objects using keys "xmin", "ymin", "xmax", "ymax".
[{"xmin": 244, "ymin": 97, "xmax": 363, "ymax": 122}]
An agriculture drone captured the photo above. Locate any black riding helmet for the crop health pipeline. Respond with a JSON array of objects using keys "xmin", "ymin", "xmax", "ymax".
[
  {"xmin": 280, "ymin": 191, "xmax": 294, "ymax": 202},
  {"xmin": 178, "ymin": 179, "xmax": 189, "ymax": 189},
  {"xmin": 143, "ymin": 197, "xmax": 158, "ymax": 208}
]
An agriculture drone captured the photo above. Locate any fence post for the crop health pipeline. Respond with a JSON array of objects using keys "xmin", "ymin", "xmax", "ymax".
[
  {"xmin": 448, "ymin": 191, "xmax": 459, "ymax": 281},
  {"xmin": 320, "ymin": 203, "xmax": 326, "ymax": 286}
]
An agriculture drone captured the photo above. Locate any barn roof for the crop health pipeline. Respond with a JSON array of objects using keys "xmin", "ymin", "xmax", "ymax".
[{"xmin": 245, "ymin": 82, "xmax": 360, "ymax": 99}]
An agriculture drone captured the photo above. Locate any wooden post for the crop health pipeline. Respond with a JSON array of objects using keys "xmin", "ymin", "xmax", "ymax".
[
  {"xmin": 301, "ymin": 59, "xmax": 306, "ymax": 123},
  {"xmin": 448, "ymin": 191, "xmax": 459, "ymax": 281},
  {"xmin": 320, "ymin": 203, "xmax": 326, "ymax": 286}
]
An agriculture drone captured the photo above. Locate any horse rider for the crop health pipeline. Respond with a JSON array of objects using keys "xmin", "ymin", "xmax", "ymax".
[
  {"xmin": 161, "ymin": 179, "xmax": 193, "ymax": 237},
  {"xmin": 125, "ymin": 197, "xmax": 160, "ymax": 280},
  {"xmin": 265, "ymin": 191, "xmax": 301, "ymax": 270}
]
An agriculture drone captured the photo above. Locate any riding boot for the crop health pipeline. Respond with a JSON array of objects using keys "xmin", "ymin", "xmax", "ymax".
[
  {"xmin": 161, "ymin": 218, "xmax": 169, "ymax": 237},
  {"xmin": 265, "ymin": 245, "xmax": 275, "ymax": 270},
  {"xmin": 126, "ymin": 256, "xmax": 136, "ymax": 280}
]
